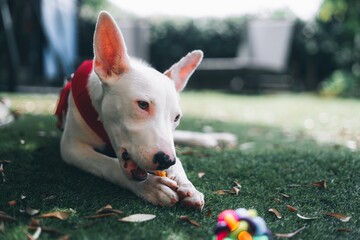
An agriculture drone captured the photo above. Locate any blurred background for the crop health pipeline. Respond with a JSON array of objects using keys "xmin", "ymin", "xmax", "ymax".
[{"xmin": 0, "ymin": 0, "xmax": 359, "ymax": 97}]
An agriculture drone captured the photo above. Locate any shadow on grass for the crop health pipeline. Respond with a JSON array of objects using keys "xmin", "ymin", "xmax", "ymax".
[{"xmin": 0, "ymin": 114, "xmax": 359, "ymax": 239}]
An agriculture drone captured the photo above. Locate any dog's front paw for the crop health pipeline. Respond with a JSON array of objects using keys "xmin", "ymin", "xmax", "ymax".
[
  {"xmin": 177, "ymin": 183, "xmax": 205, "ymax": 210},
  {"xmin": 136, "ymin": 175, "xmax": 179, "ymax": 207}
]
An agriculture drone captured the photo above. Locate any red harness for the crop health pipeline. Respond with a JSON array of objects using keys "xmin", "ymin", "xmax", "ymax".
[{"xmin": 54, "ymin": 60, "xmax": 111, "ymax": 145}]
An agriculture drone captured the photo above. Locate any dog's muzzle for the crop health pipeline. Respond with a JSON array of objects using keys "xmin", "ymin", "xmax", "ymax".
[
  {"xmin": 153, "ymin": 151, "xmax": 176, "ymax": 170},
  {"xmin": 121, "ymin": 150, "xmax": 175, "ymax": 181}
]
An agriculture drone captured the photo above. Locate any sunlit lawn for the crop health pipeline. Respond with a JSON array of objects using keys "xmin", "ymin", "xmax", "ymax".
[
  {"xmin": 181, "ymin": 92, "xmax": 360, "ymax": 149},
  {"xmin": 6, "ymin": 91, "xmax": 360, "ymax": 147},
  {"xmin": 0, "ymin": 91, "xmax": 359, "ymax": 239}
]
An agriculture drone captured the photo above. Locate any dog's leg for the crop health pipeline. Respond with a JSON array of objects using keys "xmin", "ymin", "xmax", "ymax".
[
  {"xmin": 61, "ymin": 138, "xmax": 126, "ymax": 185},
  {"xmin": 130, "ymin": 174, "xmax": 179, "ymax": 207},
  {"xmin": 61, "ymin": 137, "xmax": 180, "ymax": 207},
  {"xmin": 166, "ymin": 158, "xmax": 205, "ymax": 210}
]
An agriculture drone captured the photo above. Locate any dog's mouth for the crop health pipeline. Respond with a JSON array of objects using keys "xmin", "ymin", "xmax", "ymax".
[{"xmin": 121, "ymin": 150, "xmax": 149, "ymax": 181}]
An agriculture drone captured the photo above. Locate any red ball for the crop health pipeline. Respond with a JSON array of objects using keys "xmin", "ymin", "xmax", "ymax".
[{"xmin": 216, "ymin": 231, "xmax": 229, "ymax": 240}]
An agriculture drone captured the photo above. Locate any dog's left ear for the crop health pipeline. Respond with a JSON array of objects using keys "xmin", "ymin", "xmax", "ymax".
[{"xmin": 164, "ymin": 50, "xmax": 203, "ymax": 92}]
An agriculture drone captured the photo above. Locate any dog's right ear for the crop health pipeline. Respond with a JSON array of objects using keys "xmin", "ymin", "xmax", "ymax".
[{"xmin": 93, "ymin": 11, "xmax": 130, "ymax": 84}]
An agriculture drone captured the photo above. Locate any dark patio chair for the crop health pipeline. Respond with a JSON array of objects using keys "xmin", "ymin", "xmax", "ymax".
[{"xmin": 197, "ymin": 19, "xmax": 295, "ymax": 91}]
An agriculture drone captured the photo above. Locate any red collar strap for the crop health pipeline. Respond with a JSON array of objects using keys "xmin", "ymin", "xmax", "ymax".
[{"xmin": 55, "ymin": 60, "xmax": 111, "ymax": 146}]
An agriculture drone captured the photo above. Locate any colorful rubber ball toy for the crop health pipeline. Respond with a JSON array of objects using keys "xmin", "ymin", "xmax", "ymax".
[{"xmin": 213, "ymin": 208, "xmax": 272, "ymax": 240}]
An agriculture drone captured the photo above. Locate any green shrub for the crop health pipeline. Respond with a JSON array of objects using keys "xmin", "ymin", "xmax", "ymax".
[
  {"xmin": 320, "ymin": 70, "xmax": 360, "ymax": 97},
  {"xmin": 149, "ymin": 17, "xmax": 246, "ymax": 71}
]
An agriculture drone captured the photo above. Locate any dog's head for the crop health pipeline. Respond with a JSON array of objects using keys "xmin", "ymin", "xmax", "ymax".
[{"xmin": 92, "ymin": 12, "xmax": 203, "ymax": 180}]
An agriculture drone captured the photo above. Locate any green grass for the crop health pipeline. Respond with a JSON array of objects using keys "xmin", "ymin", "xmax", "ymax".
[{"xmin": 0, "ymin": 92, "xmax": 359, "ymax": 239}]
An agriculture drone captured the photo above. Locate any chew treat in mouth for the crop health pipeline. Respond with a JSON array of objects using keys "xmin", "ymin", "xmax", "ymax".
[
  {"xmin": 154, "ymin": 171, "xmax": 167, "ymax": 177},
  {"xmin": 121, "ymin": 150, "xmax": 168, "ymax": 181}
]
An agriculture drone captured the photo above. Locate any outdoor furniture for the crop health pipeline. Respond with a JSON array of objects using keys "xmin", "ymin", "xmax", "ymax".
[{"xmin": 197, "ymin": 19, "xmax": 295, "ymax": 91}]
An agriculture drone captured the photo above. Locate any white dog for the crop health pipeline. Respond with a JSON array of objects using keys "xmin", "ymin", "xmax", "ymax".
[{"xmin": 55, "ymin": 11, "xmax": 204, "ymax": 209}]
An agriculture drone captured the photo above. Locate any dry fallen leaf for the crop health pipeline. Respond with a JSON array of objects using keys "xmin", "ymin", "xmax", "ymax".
[
  {"xmin": 83, "ymin": 204, "xmax": 123, "ymax": 219},
  {"xmin": 279, "ymin": 193, "xmax": 291, "ymax": 198},
  {"xmin": 119, "ymin": 214, "xmax": 156, "ymax": 222},
  {"xmin": 213, "ymin": 190, "xmax": 228, "ymax": 195},
  {"xmin": 287, "ymin": 184, "xmax": 302, "ymax": 187},
  {"xmin": 8, "ymin": 200, "xmax": 17, "ymax": 206},
  {"xmin": 96, "ymin": 204, "xmax": 124, "ymax": 215},
  {"xmin": 232, "ymin": 181, "xmax": 241, "ymax": 188},
  {"xmin": 25, "ymin": 207, "xmax": 40, "ymax": 216},
  {"xmin": 312, "ymin": 180, "xmax": 327, "ymax": 189},
  {"xmin": 0, "ymin": 211, "xmax": 17, "ymax": 222},
  {"xmin": 40, "ymin": 211, "xmax": 70, "ymax": 220},
  {"xmin": 275, "ymin": 226, "xmax": 306, "ymax": 238},
  {"xmin": 296, "ymin": 213, "xmax": 319, "ymax": 220},
  {"xmin": 325, "ymin": 212, "xmax": 351, "ymax": 222},
  {"xmin": 179, "ymin": 215, "xmax": 201, "ymax": 227},
  {"xmin": 84, "ymin": 213, "xmax": 116, "ymax": 219},
  {"xmin": 198, "ymin": 172, "xmax": 205, "ymax": 178},
  {"xmin": 26, "ymin": 226, "xmax": 42, "ymax": 240},
  {"xmin": 213, "ymin": 186, "xmax": 240, "ymax": 195},
  {"xmin": 230, "ymin": 186, "xmax": 240, "ymax": 195},
  {"xmin": 204, "ymin": 208, "xmax": 212, "ymax": 218},
  {"xmin": 286, "ymin": 205, "xmax": 298, "ymax": 212},
  {"xmin": 268, "ymin": 208, "xmax": 282, "ymax": 219},
  {"xmin": 337, "ymin": 228, "xmax": 352, "ymax": 232},
  {"xmin": 96, "ymin": 204, "xmax": 112, "ymax": 213}
]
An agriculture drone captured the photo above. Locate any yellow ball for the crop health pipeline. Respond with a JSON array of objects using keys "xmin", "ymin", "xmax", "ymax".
[
  {"xmin": 229, "ymin": 221, "xmax": 249, "ymax": 239},
  {"xmin": 247, "ymin": 209, "xmax": 258, "ymax": 217}
]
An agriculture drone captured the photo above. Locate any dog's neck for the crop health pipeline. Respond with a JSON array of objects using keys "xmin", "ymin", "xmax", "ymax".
[{"xmin": 87, "ymin": 71, "xmax": 105, "ymax": 114}]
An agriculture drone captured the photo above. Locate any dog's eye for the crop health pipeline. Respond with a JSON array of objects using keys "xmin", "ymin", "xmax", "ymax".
[
  {"xmin": 138, "ymin": 101, "xmax": 149, "ymax": 110},
  {"xmin": 174, "ymin": 114, "xmax": 180, "ymax": 122}
]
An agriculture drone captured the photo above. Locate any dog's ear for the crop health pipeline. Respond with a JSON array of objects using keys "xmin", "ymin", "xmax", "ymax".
[
  {"xmin": 164, "ymin": 50, "xmax": 203, "ymax": 92},
  {"xmin": 93, "ymin": 11, "xmax": 130, "ymax": 84}
]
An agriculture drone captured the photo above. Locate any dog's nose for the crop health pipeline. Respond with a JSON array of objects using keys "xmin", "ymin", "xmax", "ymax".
[{"xmin": 153, "ymin": 151, "xmax": 176, "ymax": 170}]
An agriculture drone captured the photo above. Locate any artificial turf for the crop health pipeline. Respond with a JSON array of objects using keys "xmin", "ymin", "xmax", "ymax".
[{"xmin": 0, "ymin": 92, "xmax": 359, "ymax": 239}]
